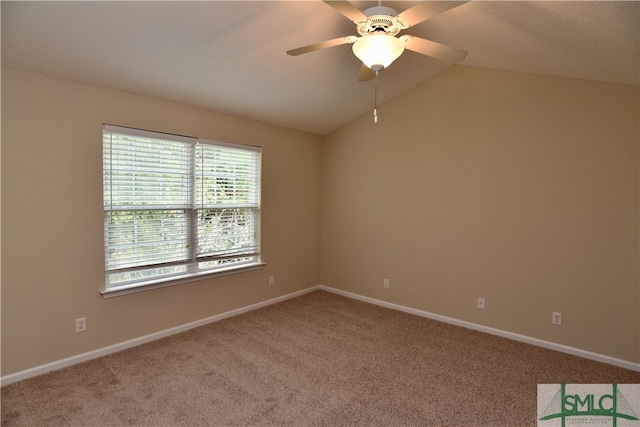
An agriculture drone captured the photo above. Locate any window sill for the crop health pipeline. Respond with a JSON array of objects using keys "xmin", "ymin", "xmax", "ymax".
[{"xmin": 101, "ymin": 262, "xmax": 265, "ymax": 298}]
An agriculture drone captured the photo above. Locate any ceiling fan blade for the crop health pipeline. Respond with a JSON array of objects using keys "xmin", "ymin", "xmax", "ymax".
[
  {"xmin": 287, "ymin": 35, "xmax": 357, "ymax": 56},
  {"xmin": 396, "ymin": 1, "xmax": 468, "ymax": 28},
  {"xmin": 400, "ymin": 35, "xmax": 467, "ymax": 63},
  {"xmin": 323, "ymin": 0, "xmax": 368, "ymax": 23},
  {"xmin": 357, "ymin": 63, "xmax": 376, "ymax": 81}
]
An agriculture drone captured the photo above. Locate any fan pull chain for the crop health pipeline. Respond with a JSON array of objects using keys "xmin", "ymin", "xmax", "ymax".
[{"xmin": 373, "ymin": 70, "xmax": 379, "ymax": 124}]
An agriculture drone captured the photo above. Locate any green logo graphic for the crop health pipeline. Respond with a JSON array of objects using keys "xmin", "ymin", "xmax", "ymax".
[{"xmin": 539, "ymin": 384, "xmax": 639, "ymax": 427}]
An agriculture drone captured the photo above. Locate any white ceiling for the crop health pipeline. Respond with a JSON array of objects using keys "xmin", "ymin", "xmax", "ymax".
[{"xmin": 2, "ymin": 1, "xmax": 638, "ymax": 135}]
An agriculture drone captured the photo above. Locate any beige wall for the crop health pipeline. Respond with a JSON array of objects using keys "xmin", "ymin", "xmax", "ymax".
[
  {"xmin": 321, "ymin": 66, "xmax": 640, "ymax": 363},
  {"xmin": 1, "ymin": 66, "xmax": 323, "ymax": 375},
  {"xmin": 2, "ymin": 63, "xmax": 639, "ymax": 376}
]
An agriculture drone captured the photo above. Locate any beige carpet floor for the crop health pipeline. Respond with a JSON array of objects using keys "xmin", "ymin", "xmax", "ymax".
[{"xmin": 2, "ymin": 290, "xmax": 639, "ymax": 426}]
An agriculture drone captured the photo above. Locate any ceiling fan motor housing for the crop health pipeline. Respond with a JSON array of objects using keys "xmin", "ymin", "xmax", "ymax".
[{"xmin": 356, "ymin": 6, "xmax": 405, "ymax": 36}]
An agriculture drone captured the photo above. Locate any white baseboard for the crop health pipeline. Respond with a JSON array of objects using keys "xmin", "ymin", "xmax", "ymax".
[
  {"xmin": 3, "ymin": 284, "xmax": 637, "ymax": 386},
  {"xmin": 0, "ymin": 286, "xmax": 321, "ymax": 386},
  {"xmin": 319, "ymin": 285, "xmax": 640, "ymax": 372}
]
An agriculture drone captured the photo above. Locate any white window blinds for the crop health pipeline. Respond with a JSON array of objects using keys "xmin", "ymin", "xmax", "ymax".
[
  {"xmin": 195, "ymin": 141, "xmax": 262, "ymax": 262},
  {"xmin": 103, "ymin": 125, "xmax": 262, "ymax": 290}
]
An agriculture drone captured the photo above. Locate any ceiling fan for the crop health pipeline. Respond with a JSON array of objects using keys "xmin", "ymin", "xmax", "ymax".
[{"xmin": 287, "ymin": 1, "xmax": 469, "ymax": 81}]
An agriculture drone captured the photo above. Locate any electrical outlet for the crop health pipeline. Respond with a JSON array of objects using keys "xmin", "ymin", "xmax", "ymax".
[
  {"xmin": 383, "ymin": 279, "xmax": 390, "ymax": 289},
  {"xmin": 477, "ymin": 297, "xmax": 485, "ymax": 309},
  {"xmin": 269, "ymin": 275, "xmax": 275, "ymax": 286},
  {"xmin": 552, "ymin": 312, "xmax": 562, "ymax": 325},
  {"xmin": 75, "ymin": 317, "xmax": 87, "ymax": 333}
]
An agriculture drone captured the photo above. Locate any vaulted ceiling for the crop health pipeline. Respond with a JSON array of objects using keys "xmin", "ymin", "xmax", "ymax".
[{"xmin": 2, "ymin": 1, "xmax": 638, "ymax": 135}]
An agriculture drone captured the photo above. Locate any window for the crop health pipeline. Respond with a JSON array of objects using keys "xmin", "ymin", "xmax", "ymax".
[{"xmin": 102, "ymin": 124, "xmax": 262, "ymax": 294}]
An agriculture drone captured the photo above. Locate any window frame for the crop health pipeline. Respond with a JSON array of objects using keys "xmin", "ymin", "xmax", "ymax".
[{"xmin": 102, "ymin": 124, "xmax": 263, "ymax": 298}]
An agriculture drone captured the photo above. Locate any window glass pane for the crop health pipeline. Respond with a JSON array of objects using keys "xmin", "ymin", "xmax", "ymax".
[
  {"xmin": 196, "ymin": 208, "xmax": 259, "ymax": 260},
  {"xmin": 104, "ymin": 210, "xmax": 189, "ymax": 271},
  {"xmin": 195, "ymin": 143, "xmax": 260, "ymax": 208},
  {"xmin": 104, "ymin": 132, "xmax": 191, "ymax": 209},
  {"xmin": 107, "ymin": 265, "xmax": 188, "ymax": 285},
  {"xmin": 199, "ymin": 256, "xmax": 258, "ymax": 270}
]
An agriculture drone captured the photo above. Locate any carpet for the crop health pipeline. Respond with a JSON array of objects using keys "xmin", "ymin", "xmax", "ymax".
[{"xmin": 2, "ymin": 290, "xmax": 639, "ymax": 426}]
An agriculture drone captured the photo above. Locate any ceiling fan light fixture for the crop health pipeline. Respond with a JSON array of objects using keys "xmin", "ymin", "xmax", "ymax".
[{"xmin": 352, "ymin": 34, "xmax": 405, "ymax": 71}]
